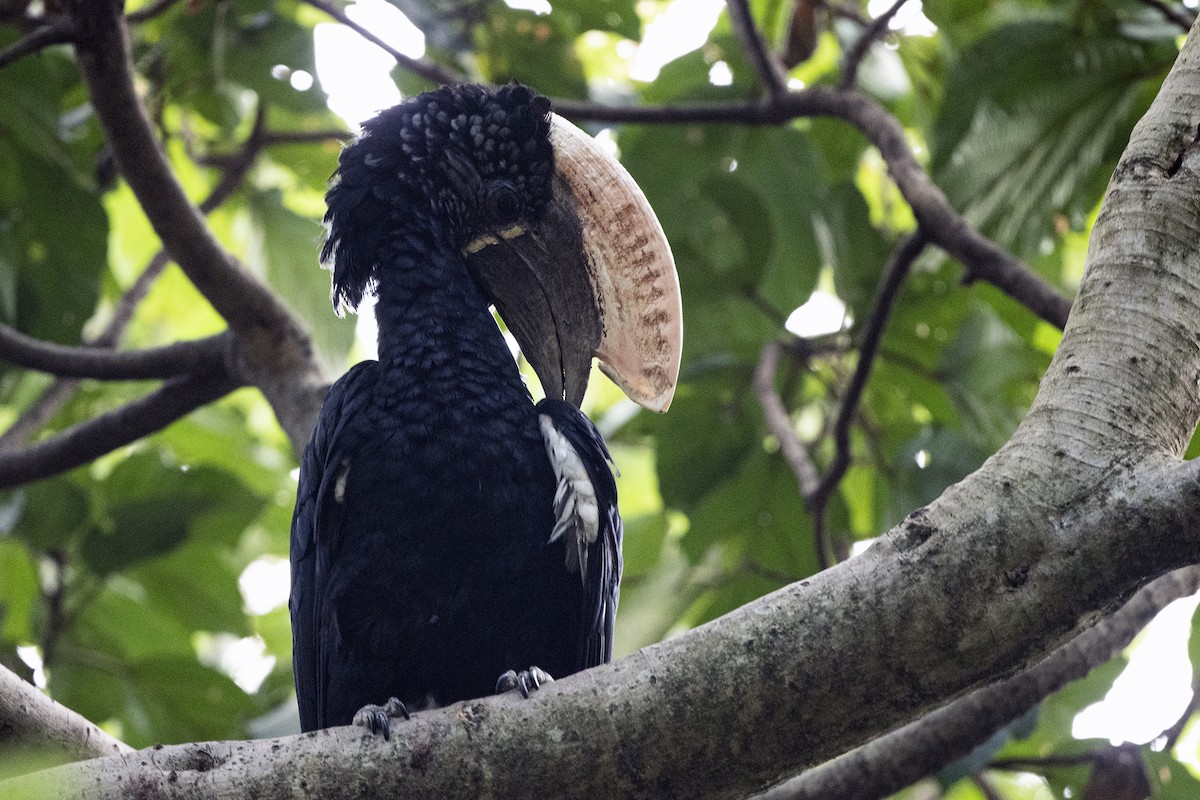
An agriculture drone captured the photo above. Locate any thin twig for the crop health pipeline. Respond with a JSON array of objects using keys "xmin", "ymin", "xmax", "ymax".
[
  {"xmin": 0, "ymin": 18, "xmax": 76, "ymax": 69},
  {"xmin": 726, "ymin": 0, "xmax": 790, "ymax": 98},
  {"xmin": 196, "ymin": 127, "xmax": 350, "ymax": 169},
  {"xmin": 298, "ymin": 0, "xmax": 467, "ymax": 87},
  {"xmin": 754, "ymin": 340, "xmax": 833, "ymax": 568},
  {"xmin": 0, "ymin": 372, "xmax": 244, "ymax": 489},
  {"xmin": 755, "ymin": 345, "xmax": 821, "ymax": 485},
  {"xmin": 1132, "ymin": 0, "xmax": 1196, "ymax": 33},
  {"xmin": 811, "ymin": 232, "xmax": 927, "ymax": 512},
  {"xmin": 755, "ymin": 234, "xmax": 927, "ymax": 569},
  {"xmin": 0, "ymin": 380, "xmax": 77, "ymax": 453},
  {"xmin": 0, "ymin": 327, "xmax": 228, "ymax": 380},
  {"xmin": 972, "ymin": 773, "xmax": 1005, "ymax": 800},
  {"xmin": 989, "ymin": 752, "xmax": 1102, "ymax": 771},
  {"xmin": 839, "ymin": 0, "xmax": 910, "ymax": 90}
]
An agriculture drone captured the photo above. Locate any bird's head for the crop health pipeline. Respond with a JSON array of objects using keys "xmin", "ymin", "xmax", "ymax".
[{"xmin": 322, "ymin": 84, "xmax": 681, "ymax": 413}]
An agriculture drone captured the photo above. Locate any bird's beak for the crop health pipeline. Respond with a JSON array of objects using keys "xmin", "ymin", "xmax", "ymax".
[{"xmin": 464, "ymin": 114, "xmax": 682, "ymax": 413}]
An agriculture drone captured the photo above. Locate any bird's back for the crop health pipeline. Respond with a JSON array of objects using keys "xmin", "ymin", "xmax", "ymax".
[{"xmin": 290, "ymin": 343, "xmax": 607, "ymax": 728}]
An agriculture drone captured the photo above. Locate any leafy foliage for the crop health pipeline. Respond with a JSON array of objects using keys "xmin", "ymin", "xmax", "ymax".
[{"xmin": 0, "ymin": 0, "xmax": 1197, "ymax": 796}]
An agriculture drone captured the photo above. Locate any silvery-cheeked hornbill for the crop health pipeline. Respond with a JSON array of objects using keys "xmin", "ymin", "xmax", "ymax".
[{"xmin": 289, "ymin": 84, "xmax": 682, "ymax": 734}]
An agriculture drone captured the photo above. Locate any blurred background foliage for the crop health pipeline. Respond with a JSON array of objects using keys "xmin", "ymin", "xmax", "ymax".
[{"xmin": 1, "ymin": 0, "xmax": 1199, "ymax": 796}]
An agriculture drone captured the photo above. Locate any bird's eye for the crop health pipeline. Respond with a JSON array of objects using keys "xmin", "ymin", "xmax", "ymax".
[{"xmin": 485, "ymin": 183, "xmax": 523, "ymax": 225}]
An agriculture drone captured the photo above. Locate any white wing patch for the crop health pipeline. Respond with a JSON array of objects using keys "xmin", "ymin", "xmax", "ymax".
[{"xmin": 539, "ymin": 414, "xmax": 600, "ymax": 583}]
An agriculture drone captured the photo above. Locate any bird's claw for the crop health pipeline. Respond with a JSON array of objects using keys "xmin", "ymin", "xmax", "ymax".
[
  {"xmin": 495, "ymin": 666, "xmax": 554, "ymax": 698},
  {"xmin": 352, "ymin": 696, "xmax": 410, "ymax": 740}
]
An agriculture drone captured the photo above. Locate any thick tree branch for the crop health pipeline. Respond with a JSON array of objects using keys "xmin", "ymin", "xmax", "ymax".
[
  {"xmin": 63, "ymin": 0, "xmax": 328, "ymax": 451},
  {"xmin": 0, "ymin": 372, "xmax": 244, "ymax": 489},
  {"xmin": 0, "ymin": 327, "xmax": 228, "ymax": 380},
  {"xmin": 763, "ymin": 566, "xmax": 1200, "ymax": 799}
]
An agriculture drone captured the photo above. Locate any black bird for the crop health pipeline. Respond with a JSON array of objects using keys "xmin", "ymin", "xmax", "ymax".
[{"xmin": 289, "ymin": 84, "xmax": 681, "ymax": 734}]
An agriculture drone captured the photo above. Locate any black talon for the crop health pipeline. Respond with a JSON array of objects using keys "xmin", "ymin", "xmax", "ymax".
[
  {"xmin": 496, "ymin": 666, "xmax": 554, "ymax": 699},
  {"xmin": 352, "ymin": 697, "xmax": 410, "ymax": 740}
]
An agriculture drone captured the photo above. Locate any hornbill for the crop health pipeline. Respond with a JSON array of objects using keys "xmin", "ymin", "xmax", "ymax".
[{"xmin": 289, "ymin": 84, "xmax": 681, "ymax": 734}]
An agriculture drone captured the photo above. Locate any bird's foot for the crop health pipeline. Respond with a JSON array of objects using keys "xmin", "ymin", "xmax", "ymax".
[
  {"xmin": 495, "ymin": 666, "xmax": 554, "ymax": 699},
  {"xmin": 352, "ymin": 697, "xmax": 410, "ymax": 740}
]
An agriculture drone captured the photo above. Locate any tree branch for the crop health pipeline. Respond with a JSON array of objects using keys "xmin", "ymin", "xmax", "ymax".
[
  {"xmin": 811, "ymin": 232, "xmax": 927, "ymax": 511},
  {"xmin": 725, "ymin": 0, "xmax": 789, "ymax": 98},
  {"xmin": 762, "ymin": 566, "xmax": 1200, "ymax": 799},
  {"xmin": 0, "ymin": 17, "xmax": 76, "ymax": 69},
  {"xmin": 553, "ymin": 90, "xmax": 1073, "ymax": 329},
  {"xmin": 754, "ymin": 234, "xmax": 927, "ymax": 568},
  {"xmin": 0, "ymin": 371, "xmax": 244, "ymax": 489},
  {"xmin": 0, "ymin": 327, "xmax": 229, "ymax": 380},
  {"xmin": 61, "ymin": 3, "xmax": 328, "ymax": 450},
  {"xmin": 754, "ymin": 341, "xmax": 821, "ymax": 500},
  {"xmin": 1133, "ymin": 0, "xmax": 1195, "ymax": 34},
  {"xmin": 838, "ymin": 0, "xmax": 909, "ymax": 90},
  {"xmin": 298, "ymin": 0, "xmax": 467, "ymax": 87},
  {"xmin": 0, "ymin": 665, "xmax": 129, "ymax": 768}
]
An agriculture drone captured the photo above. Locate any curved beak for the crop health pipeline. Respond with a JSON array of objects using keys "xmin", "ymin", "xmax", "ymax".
[{"xmin": 464, "ymin": 114, "xmax": 682, "ymax": 413}]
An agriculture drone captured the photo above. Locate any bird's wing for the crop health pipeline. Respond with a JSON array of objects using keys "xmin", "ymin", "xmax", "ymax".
[
  {"xmin": 536, "ymin": 398, "xmax": 623, "ymax": 668},
  {"xmin": 290, "ymin": 360, "xmax": 378, "ymax": 731}
]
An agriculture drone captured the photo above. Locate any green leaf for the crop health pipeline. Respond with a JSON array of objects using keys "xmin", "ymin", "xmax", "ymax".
[
  {"xmin": 0, "ymin": 143, "xmax": 107, "ymax": 346},
  {"xmin": 931, "ymin": 21, "xmax": 1176, "ymax": 263},
  {"xmin": 129, "ymin": 540, "xmax": 251, "ymax": 637},
  {"xmin": 684, "ymin": 451, "xmax": 818, "ymax": 580},
  {"xmin": 622, "ymin": 512, "xmax": 669, "ymax": 579},
  {"xmin": 886, "ymin": 427, "xmax": 990, "ymax": 527},
  {"xmin": 555, "ymin": 0, "xmax": 641, "ymax": 40},
  {"xmin": 80, "ymin": 454, "xmax": 265, "ymax": 575},
  {"xmin": 69, "ymin": 585, "xmax": 195, "ymax": 662},
  {"xmin": 653, "ymin": 376, "xmax": 761, "ymax": 510},
  {"xmin": 0, "ymin": 540, "xmax": 38, "ymax": 643},
  {"xmin": 6, "ymin": 479, "xmax": 91, "ymax": 552},
  {"xmin": 940, "ymin": 306, "xmax": 1049, "ymax": 450},
  {"xmin": 246, "ymin": 189, "xmax": 357, "ymax": 370},
  {"xmin": 480, "ymin": 9, "xmax": 588, "ymax": 99},
  {"xmin": 1146, "ymin": 749, "xmax": 1200, "ymax": 799},
  {"xmin": 53, "ymin": 655, "xmax": 256, "ymax": 748},
  {"xmin": 823, "ymin": 181, "xmax": 893, "ymax": 322},
  {"xmin": 157, "ymin": 2, "xmax": 328, "ymax": 127}
]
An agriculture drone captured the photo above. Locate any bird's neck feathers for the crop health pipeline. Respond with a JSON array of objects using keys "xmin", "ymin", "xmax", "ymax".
[{"xmin": 371, "ymin": 242, "xmax": 525, "ymax": 395}]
